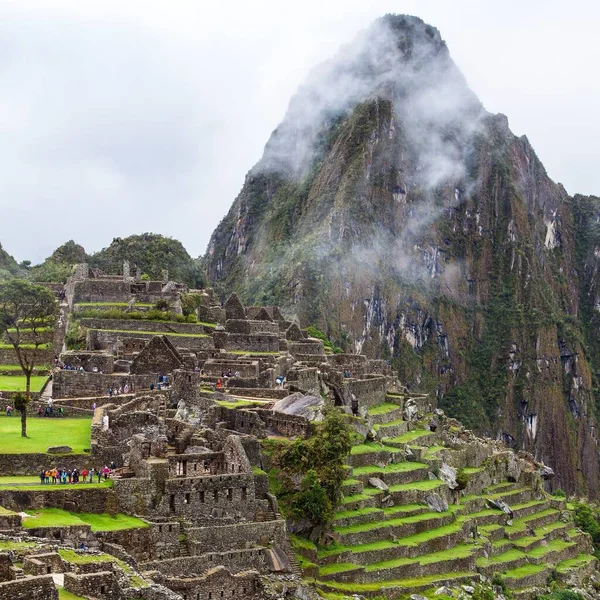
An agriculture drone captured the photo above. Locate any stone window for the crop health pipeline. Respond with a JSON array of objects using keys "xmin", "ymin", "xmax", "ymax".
[
  {"xmin": 241, "ymin": 487, "xmax": 247, "ymax": 501},
  {"xmin": 169, "ymin": 494, "xmax": 176, "ymax": 512},
  {"xmin": 199, "ymin": 490, "xmax": 205, "ymax": 503},
  {"xmin": 185, "ymin": 493, "xmax": 190, "ymax": 504},
  {"xmin": 213, "ymin": 490, "xmax": 218, "ymax": 501},
  {"xmin": 227, "ymin": 488, "xmax": 233, "ymax": 501}
]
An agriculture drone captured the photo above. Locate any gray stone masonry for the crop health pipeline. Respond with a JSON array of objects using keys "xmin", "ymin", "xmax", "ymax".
[
  {"xmin": 225, "ymin": 319, "xmax": 279, "ymax": 335},
  {"xmin": 23, "ymin": 552, "xmax": 64, "ymax": 576},
  {"xmin": 64, "ymin": 570, "xmax": 119, "ymax": 598},
  {"xmin": 0, "ymin": 574, "xmax": 58, "ymax": 600},
  {"xmin": 224, "ymin": 293, "xmax": 246, "ymax": 320},
  {"xmin": 52, "ymin": 370, "xmax": 155, "ymax": 398},
  {"xmin": 60, "ymin": 351, "xmax": 115, "ymax": 373},
  {"xmin": 79, "ymin": 318, "xmax": 214, "ymax": 336}
]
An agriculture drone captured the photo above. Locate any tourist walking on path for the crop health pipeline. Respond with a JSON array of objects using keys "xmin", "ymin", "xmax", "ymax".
[
  {"xmin": 39, "ymin": 470, "xmax": 45, "ymax": 485},
  {"xmin": 89, "ymin": 468, "xmax": 94, "ymax": 483},
  {"xmin": 103, "ymin": 466, "xmax": 110, "ymax": 480},
  {"xmin": 96, "ymin": 468, "xmax": 102, "ymax": 483}
]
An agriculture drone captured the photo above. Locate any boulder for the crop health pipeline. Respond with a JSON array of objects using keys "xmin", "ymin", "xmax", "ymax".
[
  {"xmin": 540, "ymin": 465, "xmax": 555, "ymax": 480},
  {"xmin": 47, "ymin": 445, "xmax": 72, "ymax": 454},
  {"xmin": 439, "ymin": 463, "xmax": 458, "ymax": 489},
  {"xmin": 403, "ymin": 398, "xmax": 418, "ymax": 421},
  {"xmin": 487, "ymin": 498, "xmax": 513, "ymax": 518},
  {"xmin": 369, "ymin": 477, "xmax": 389, "ymax": 492},
  {"xmin": 272, "ymin": 392, "xmax": 325, "ymax": 422},
  {"xmin": 434, "ymin": 587, "xmax": 452, "ymax": 596},
  {"xmin": 425, "ymin": 493, "xmax": 449, "ymax": 513},
  {"xmin": 461, "ymin": 586, "xmax": 475, "ymax": 594},
  {"xmin": 410, "ymin": 595, "xmax": 428, "ymax": 600}
]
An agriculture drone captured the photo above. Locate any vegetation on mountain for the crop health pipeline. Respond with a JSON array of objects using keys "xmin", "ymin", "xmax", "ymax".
[{"xmin": 90, "ymin": 233, "xmax": 205, "ymax": 288}]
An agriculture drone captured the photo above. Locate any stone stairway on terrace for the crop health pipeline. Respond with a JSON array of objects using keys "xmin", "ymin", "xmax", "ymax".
[{"xmin": 292, "ymin": 394, "xmax": 597, "ymax": 599}]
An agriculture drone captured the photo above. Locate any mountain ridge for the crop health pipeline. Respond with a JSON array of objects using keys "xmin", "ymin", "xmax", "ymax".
[{"xmin": 204, "ymin": 14, "xmax": 600, "ymax": 497}]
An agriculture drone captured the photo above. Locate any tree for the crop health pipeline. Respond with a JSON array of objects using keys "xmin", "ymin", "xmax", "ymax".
[{"xmin": 0, "ymin": 280, "xmax": 58, "ymax": 437}]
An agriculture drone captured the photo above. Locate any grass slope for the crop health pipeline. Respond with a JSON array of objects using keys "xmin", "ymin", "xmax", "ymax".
[{"xmin": 0, "ymin": 375, "xmax": 48, "ymax": 392}]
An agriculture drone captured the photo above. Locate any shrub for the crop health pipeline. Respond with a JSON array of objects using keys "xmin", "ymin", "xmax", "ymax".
[
  {"xmin": 455, "ymin": 468, "xmax": 470, "ymax": 491},
  {"xmin": 272, "ymin": 409, "xmax": 352, "ymax": 528}
]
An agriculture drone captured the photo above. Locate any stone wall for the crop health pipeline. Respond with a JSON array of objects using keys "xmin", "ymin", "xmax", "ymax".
[
  {"xmin": 343, "ymin": 376, "xmax": 388, "ymax": 409},
  {"xmin": 60, "ymin": 351, "xmax": 114, "ymax": 373},
  {"xmin": 0, "ymin": 347, "xmax": 53, "ymax": 366},
  {"xmin": 142, "ymin": 548, "xmax": 268, "ymax": 577},
  {"xmin": 79, "ymin": 318, "xmax": 214, "ymax": 336},
  {"xmin": 23, "ymin": 552, "xmax": 64, "ymax": 576},
  {"xmin": 87, "ymin": 328, "xmax": 214, "ymax": 353},
  {"xmin": 203, "ymin": 359, "xmax": 259, "ymax": 378},
  {"xmin": 224, "ymin": 334, "xmax": 280, "ymax": 353},
  {"xmin": 0, "ymin": 574, "xmax": 58, "ymax": 600},
  {"xmin": 63, "ymin": 570, "xmax": 119, "ymax": 598},
  {"xmin": 255, "ymin": 409, "xmax": 312, "ymax": 438},
  {"xmin": 0, "ymin": 486, "xmax": 116, "ymax": 513},
  {"xmin": 0, "ymin": 452, "xmax": 96, "ymax": 476},
  {"xmin": 53, "ymin": 371, "xmax": 155, "ymax": 398},
  {"xmin": 225, "ymin": 319, "xmax": 279, "ymax": 335},
  {"xmin": 130, "ymin": 337, "xmax": 184, "ymax": 375},
  {"xmin": 72, "ymin": 279, "xmax": 131, "ymax": 303},
  {"xmin": 287, "ymin": 367, "xmax": 319, "ymax": 395},
  {"xmin": 186, "ymin": 520, "xmax": 288, "ymax": 553},
  {"xmin": 162, "ymin": 565, "xmax": 263, "ymax": 600},
  {"xmin": 288, "ymin": 341, "xmax": 325, "ymax": 356}
]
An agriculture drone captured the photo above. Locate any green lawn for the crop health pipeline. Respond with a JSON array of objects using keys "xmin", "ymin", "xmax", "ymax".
[
  {"xmin": 0, "ymin": 480, "xmax": 112, "ymax": 491},
  {"xmin": 0, "ymin": 375, "xmax": 48, "ymax": 392},
  {"xmin": 0, "ymin": 416, "xmax": 91, "ymax": 454},
  {"xmin": 89, "ymin": 328, "xmax": 208, "ymax": 338},
  {"xmin": 22, "ymin": 508, "xmax": 148, "ymax": 531},
  {"xmin": 0, "ymin": 343, "xmax": 52, "ymax": 350},
  {"xmin": 0, "ymin": 364, "xmax": 50, "ymax": 372},
  {"xmin": 59, "ymin": 589, "xmax": 87, "ymax": 600},
  {"xmin": 368, "ymin": 403, "xmax": 401, "ymax": 416}
]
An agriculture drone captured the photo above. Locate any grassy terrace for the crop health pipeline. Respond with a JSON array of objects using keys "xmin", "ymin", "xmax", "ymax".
[
  {"xmin": 367, "ymin": 403, "xmax": 401, "ymax": 415},
  {"xmin": 0, "ymin": 416, "xmax": 91, "ymax": 454},
  {"xmin": 383, "ymin": 430, "xmax": 434, "ymax": 444},
  {"xmin": 351, "ymin": 462, "xmax": 428, "ymax": 476},
  {"xmin": 0, "ymin": 479, "xmax": 113, "ymax": 491},
  {"xmin": 0, "ymin": 343, "xmax": 51, "ymax": 350},
  {"xmin": 0, "ymin": 364, "xmax": 50, "ymax": 372},
  {"xmin": 89, "ymin": 328, "xmax": 209, "ymax": 338},
  {"xmin": 22, "ymin": 508, "xmax": 147, "ymax": 531},
  {"xmin": 350, "ymin": 443, "xmax": 403, "ymax": 455},
  {"xmin": 318, "ymin": 522, "xmax": 464, "ymax": 558},
  {"xmin": 317, "ymin": 570, "xmax": 475, "ymax": 593},
  {"xmin": 0, "ymin": 375, "xmax": 48, "ymax": 392},
  {"xmin": 334, "ymin": 510, "xmax": 450, "ymax": 535},
  {"xmin": 59, "ymin": 589, "xmax": 87, "ymax": 600}
]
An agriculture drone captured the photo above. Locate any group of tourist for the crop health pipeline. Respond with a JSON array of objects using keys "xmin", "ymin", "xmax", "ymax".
[
  {"xmin": 108, "ymin": 384, "xmax": 131, "ymax": 398},
  {"xmin": 38, "ymin": 464, "xmax": 114, "ymax": 485},
  {"xmin": 149, "ymin": 374, "xmax": 169, "ymax": 391}
]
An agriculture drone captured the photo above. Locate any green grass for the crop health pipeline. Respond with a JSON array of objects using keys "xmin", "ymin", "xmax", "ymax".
[
  {"xmin": 318, "ymin": 523, "xmax": 463, "ymax": 558},
  {"xmin": 0, "ymin": 476, "xmax": 40, "ymax": 484},
  {"xmin": 0, "ymin": 375, "xmax": 48, "ymax": 392},
  {"xmin": 352, "ymin": 462, "xmax": 428, "ymax": 476},
  {"xmin": 319, "ymin": 562, "xmax": 360, "ymax": 576},
  {"xmin": 476, "ymin": 548, "xmax": 525, "ymax": 567},
  {"xmin": 350, "ymin": 443, "xmax": 402, "ymax": 455},
  {"xmin": 367, "ymin": 544, "xmax": 476, "ymax": 571},
  {"xmin": 368, "ymin": 403, "xmax": 401, "ymax": 415},
  {"xmin": 317, "ymin": 571, "xmax": 475, "ymax": 592},
  {"xmin": 502, "ymin": 563, "xmax": 546, "ymax": 578},
  {"xmin": 334, "ymin": 511, "xmax": 448, "ymax": 535},
  {"xmin": 334, "ymin": 507, "xmax": 382, "ymax": 520},
  {"xmin": 556, "ymin": 554, "xmax": 596, "ymax": 572},
  {"xmin": 0, "ymin": 506, "xmax": 17, "ymax": 515},
  {"xmin": 290, "ymin": 534, "xmax": 317, "ymax": 551},
  {"xmin": 0, "ymin": 540, "xmax": 37, "ymax": 552},
  {"xmin": 59, "ymin": 589, "xmax": 87, "ymax": 600},
  {"xmin": 0, "ymin": 416, "xmax": 91, "ymax": 453},
  {"xmin": 0, "ymin": 479, "xmax": 112, "ymax": 492},
  {"xmin": 527, "ymin": 538, "xmax": 573, "ymax": 557},
  {"xmin": 0, "ymin": 343, "xmax": 51, "ymax": 350},
  {"xmin": 89, "ymin": 328, "xmax": 208, "ymax": 338},
  {"xmin": 388, "ymin": 479, "xmax": 445, "ymax": 493},
  {"xmin": 76, "ymin": 302, "xmax": 135, "ymax": 307},
  {"xmin": 383, "ymin": 430, "xmax": 433, "ymax": 444},
  {"xmin": 216, "ymin": 399, "xmax": 264, "ymax": 409},
  {"xmin": 0, "ymin": 364, "xmax": 50, "ymax": 372},
  {"xmin": 383, "ymin": 503, "xmax": 426, "ymax": 516}
]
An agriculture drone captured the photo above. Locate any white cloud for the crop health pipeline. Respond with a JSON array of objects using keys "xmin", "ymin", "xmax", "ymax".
[{"xmin": 0, "ymin": 0, "xmax": 598, "ymax": 262}]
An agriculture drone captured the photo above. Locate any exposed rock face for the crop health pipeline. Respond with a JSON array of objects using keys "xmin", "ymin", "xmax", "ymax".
[
  {"xmin": 272, "ymin": 392, "xmax": 325, "ymax": 422},
  {"xmin": 205, "ymin": 14, "xmax": 600, "ymax": 496}
]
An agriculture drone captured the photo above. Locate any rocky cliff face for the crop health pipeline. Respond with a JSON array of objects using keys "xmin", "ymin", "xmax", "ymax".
[{"xmin": 205, "ymin": 15, "xmax": 600, "ymax": 497}]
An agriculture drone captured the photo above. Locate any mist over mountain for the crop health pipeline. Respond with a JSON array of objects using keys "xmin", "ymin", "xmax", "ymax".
[{"xmin": 205, "ymin": 15, "xmax": 600, "ymax": 496}]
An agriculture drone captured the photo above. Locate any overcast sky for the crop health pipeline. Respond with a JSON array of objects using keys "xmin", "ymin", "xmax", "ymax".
[{"xmin": 1, "ymin": 0, "xmax": 599, "ymax": 263}]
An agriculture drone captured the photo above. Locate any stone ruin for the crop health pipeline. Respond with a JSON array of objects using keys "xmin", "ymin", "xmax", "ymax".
[{"xmin": 1, "ymin": 279, "xmax": 599, "ymax": 599}]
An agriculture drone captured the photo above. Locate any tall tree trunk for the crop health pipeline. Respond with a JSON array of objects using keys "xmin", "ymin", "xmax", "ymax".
[{"xmin": 22, "ymin": 373, "xmax": 30, "ymax": 438}]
